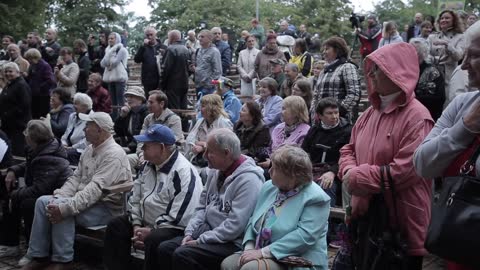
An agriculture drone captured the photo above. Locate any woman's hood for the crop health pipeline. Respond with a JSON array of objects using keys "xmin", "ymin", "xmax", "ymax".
[
  {"xmin": 111, "ymin": 32, "xmax": 122, "ymax": 46},
  {"xmin": 364, "ymin": 42, "xmax": 419, "ymax": 109}
]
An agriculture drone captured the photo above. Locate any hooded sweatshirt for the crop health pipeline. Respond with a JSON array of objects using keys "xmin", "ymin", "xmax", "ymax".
[
  {"xmin": 184, "ymin": 156, "xmax": 264, "ymax": 247},
  {"xmin": 338, "ymin": 43, "xmax": 434, "ymax": 256}
]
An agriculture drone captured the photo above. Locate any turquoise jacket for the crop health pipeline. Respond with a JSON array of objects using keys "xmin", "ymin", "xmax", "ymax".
[{"xmin": 242, "ymin": 181, "xmax": 330, "ymax": 270}]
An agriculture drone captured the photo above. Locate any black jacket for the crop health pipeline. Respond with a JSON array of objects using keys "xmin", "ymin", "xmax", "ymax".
[
  {"xmin": 160, "ymin": 41, "xmax": 190, "ymax": 92},
  {"xmin": 415, "ymin": 62, "xmax": 445, "ymax": 121},
  {"xmin": 9, "ymin": 139, "xmax": 72, "ymax": 203},
  {"xmin": 0, "ymin": 76, "xmax": 32, "ymax": 132},
  {"xmin": 41, "ymin": 41, "xmax": 61, "ymax": 70},
  {"xmin": 76, "ymin": 51, "xmax": 91, "ymax": 92},
  {"xmin": 301, "ymin": 118, "xmax": 352, "ymax": 174},
  {"xmin": 134, "ymin": 40, "xmax": 166, "ymax": 87},
  {"xmin": 234, "ymin": 121, "xmax": 271, "ymax": 162},
  {"xmin": 88, "ymin": 43, "xmax": 107, "ymax": 74},
  {"xmin": 114, "ymin": 104, "xmax": 149, "ymax": 151},
  {"xmin": 0, "ymin": 130, "xmax": 12, "ymax": 169}
]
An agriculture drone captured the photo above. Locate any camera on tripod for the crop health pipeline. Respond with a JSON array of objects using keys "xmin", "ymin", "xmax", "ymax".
[{"xmin": 349, "ymin": 12, "xmax": 365, "ymax": 29}]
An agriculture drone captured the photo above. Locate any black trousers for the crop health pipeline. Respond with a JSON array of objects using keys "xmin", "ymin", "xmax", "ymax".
[
  {"xmin": 406, "ymin": 256, "xmax": 423, "ymax": 270},
  {"xmin": 0, "ymin": 192, "xmax": 36, "ymax": 246},
  {"xmin": 143, "ymin": 82, "xmax": 159, "ymax": 98},
  {"xmin": 31, "ymin": 95, "xmax": 50, "ymax": 119},
  {"xmin": 103, "ymin": 215, "xmax": 184, "ymax": 270},
  {"xmin": 4, "ymin": 129, "xmax": 25, "ymax": 157},
  {"xmin": 156, "ymin": 236, "xmax": 240, "ymax": 270},
  {"xmin": 166, "ymin": 88, "xmax": 189, "ymax": 131}
]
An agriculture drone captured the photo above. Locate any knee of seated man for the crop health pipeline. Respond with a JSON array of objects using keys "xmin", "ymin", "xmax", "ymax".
[{"xmin": 172, "ymin": 244, "xmax": 195, "ymax": 260}]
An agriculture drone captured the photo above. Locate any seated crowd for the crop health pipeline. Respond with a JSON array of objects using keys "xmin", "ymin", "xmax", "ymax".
[{"xmin": 0, "ymin": 10, "xmax": 478, "ymax": 270}]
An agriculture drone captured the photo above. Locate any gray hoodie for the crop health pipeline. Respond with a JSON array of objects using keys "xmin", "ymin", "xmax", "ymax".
[{"xmin": 185, "ymin": 156, "xmax": 264, "ymax": 247}]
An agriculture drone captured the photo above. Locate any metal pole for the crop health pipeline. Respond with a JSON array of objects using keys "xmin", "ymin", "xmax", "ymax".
[{"xmin": 256, "ymin": 0, "xmax": 259, "ymax": 20}]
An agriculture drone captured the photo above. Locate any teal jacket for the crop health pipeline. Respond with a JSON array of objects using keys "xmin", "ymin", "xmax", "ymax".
[{"xmin": 242, "ymin": 181, "xmax": 330, "ymax": 270}]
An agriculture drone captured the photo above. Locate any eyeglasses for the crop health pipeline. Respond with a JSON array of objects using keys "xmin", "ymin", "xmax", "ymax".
[{"xmin": 367, "ymin": 64, "xmax": 379, "ymax": 77}]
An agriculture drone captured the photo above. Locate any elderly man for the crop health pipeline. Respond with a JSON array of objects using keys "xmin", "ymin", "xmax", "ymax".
[
  {"xmin": 21, "ymin": 112, "xmax": 132, "ymax": 270},
  {"xmin": 278, "ymin": 20, "xmax": 297, "ymax": 38},
  {"xmin": 7, "ymin": 44, "xmax": 29, "ymax": 76},
  {"xmin": 128, "ymin": 90, "xmax": 183, "ymax": 171},
  {"xmin": 192, "ymin": 30, "xmax": 222, "ymax": 97},
  {"xmin": 211, "ymin": 27, "xmax": 232, "ymax": 76},
  {"xmin": 86, "ymin": 73, "xmax": 112, "ymax": 113},
  {"xmin": 160, "ymin": 30, "xmax": 191, "ymax": 111},
  {"xmin": 104, "ymin": 124, "xmax": 203, "ymax": 270},
  {"xmin": 41, "ymin": 28, "xmax": 61, "ymax": 70},
  {"xmin": 280, "ymin": 63, "xmax": 305, "ymax": 98},
  {"xmin": 156, "ymin": 128, "xmax": 264, "ymax": 270},
  {"xmin": 134, "ymin": 27, "xmax": 166, "ymax": 95},
  {"xmin": 268, "ymin": 58, "xmax": 286, "ymax": 93},
  {"xmin": 1, "ymin": 35, "xmax": 15, "ymax": 60},
  {"xmin": 185, "ymin": 30, "xmax": 200, "ymax": 54}
]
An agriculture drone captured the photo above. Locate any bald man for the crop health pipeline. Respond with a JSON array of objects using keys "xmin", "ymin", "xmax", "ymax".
[
  {"xmin": 42, "ymin": 28, "xmax": 61, "ymax": 69},
  {"xmin": 160, "ymin": 30, "xmax": 191, "ymax": 115}
]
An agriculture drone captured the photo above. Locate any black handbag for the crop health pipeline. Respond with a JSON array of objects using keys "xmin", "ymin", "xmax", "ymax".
[
  {"xmin": 350, "ymin": 165, "xmax": 408, "ymax": 270},
  {"xmin": 425, "ymin": 144, "xmax": 480, "ymax": 268}
]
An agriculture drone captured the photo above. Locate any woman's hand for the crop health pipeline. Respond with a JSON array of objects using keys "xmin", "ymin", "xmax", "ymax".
[
  {"xmin": 192, "ymin": 142, "xmax": 205, "ymax": 154},
  {"xmin": 257, "ymin": 159, "xmax": 271, "ymax": 169},
  {"xmin": 317, "ymin": 171, "xmax": 335, "ymax": 189},
  {"xmin": 239, "ymin": 249, "xmax": 263, "ymax": 266}
]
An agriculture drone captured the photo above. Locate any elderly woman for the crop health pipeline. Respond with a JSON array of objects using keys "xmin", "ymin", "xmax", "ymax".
[
  {"xmin": 24, "ymin": 48, "xmax": 56, "ymax": 119},
  {"xmin": 428, "ymin": 10, "xmax": 465, "ymax": 89},
  {"xmin": 378, "ymin": 21, "xmax": 404, "ymax": 48},
  {"xmin": 256, "ymin": 77, "xmax": 283, "ymax": 132},
  {"xmin": 0, "ymin": 120, "xmax": 71, "ymax": 257},
  {"xmin": 6, "ymin": 44, "xmax": 29, "ymax": 76},
  {"xmin": 60, "ymin": 93, "xmax": 93, "ymax": 165},
  {"xmin": 221, "ymin": 145, "xmax": 330, "ymax": 270},
  {"xmin": 413, "ymin": 31, "xmax": 480, "ymax": 270},
  {"xmin": 238, "ymin": 35, "xmax": 260, "ymax": 96},
  {"xmin": 339, "ymin": 43, "xmax": 434, "ymax": 269},
  {"xmin": 254, "ymin": 33, "xmax": 286, "ymax": 80},
  {"xmin": 0, "ymin": 61, "xmax": 8, "ymax": 90},
  {"xmin": 185, "ymin": 94, "xmax": 233, "ymax": 167},
  {"xmin": 234, "ymin": 101, "xmax": 271, "ymax": 163},
  {"xmin": 101, "ymin": 32, "xmax": 129, "ymax": 119},
  {"xmin": 48, "ymin": 87, "xmax": 75, "ymax": 139},
  {"xmin": 114, "ymin": 86, "xmax": 148, "ymax": 152},
  {"xmin": 311, "ymin": 37, "xmax": 361, "ymax": 123},
  {"xmin": 289, "ymin": 38, "xmax": 313, "ymax": 77},
  {"xmin": 0, "ymin": 62, "xmax": 32, "ymax": 156},
  {"xmin": 54, "ymin": 47, "xmax": 79, "ymax": 96},
  {"xmin": 292, "ymin": 79, "xmax": 313, "ymax": 112},
  {"xmin": 410, "ymin": 38, "xmax": 445, "ymax": 121}
]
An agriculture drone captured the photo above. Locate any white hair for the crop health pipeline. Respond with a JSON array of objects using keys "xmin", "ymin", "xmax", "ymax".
[
  {"xmin": 73, "ymin": 93, "xmax": 93, "ymax": 109},
  {"xmin": 409, "ymin": 38, "xmax": 429, "ymax": 61},
  {"xmin": 465, "ymin": 20, "xmax": 480, "ymax": 47},
  {"xmin": 208, "ymin": 128, "xmax": 241, "ymax": 159},
  {"xmin": 144, "ymin": 26, "xmax": 157, "ymax": 34},
  {"xmin": 3, "ymin": 62, "xmax": 20, "ymax": 73}
]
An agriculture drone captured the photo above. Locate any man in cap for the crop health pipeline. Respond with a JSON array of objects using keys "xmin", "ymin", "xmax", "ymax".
[
  {"xmin": 114, "ymin": 86, "xmax": 149, "ymax": 153},
  {"xmin": 213, "ymin": 76, "xmax": 242, "ymax": 123},
  {"xmin": 21, "ymin": 112, "xmax": 132, "ymax": 270},
  {"xmin": 104, "ymin": 124, "xmax": 203, "ymax": 270},
  {"xmin": 268, "ymin": 58, "xmax": 286, "ymax": 93}
]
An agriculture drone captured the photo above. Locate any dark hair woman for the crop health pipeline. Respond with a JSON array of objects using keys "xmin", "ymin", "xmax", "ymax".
[{"xmin": 48, "ymin": 87, "xmax": 75, "ymax": 139}]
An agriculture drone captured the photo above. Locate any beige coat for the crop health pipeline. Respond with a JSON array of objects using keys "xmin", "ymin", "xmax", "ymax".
[
  {"xmin": 13, "ymin": 57, "xmax": 30, "ymax": 75},
  {"xmin": 57, "ymin": 62, "xmax": 80, "ymax": 95},
  {"xmin": 238, "ymin": 47, "xmax": 259, "ymax": 96},
  {"xmin": 54, "ymin": 136, "xmax": 132, "ymax": 217},
  {"xmin": 428, "ymin": 31, "xmax": 465, "ymax": 88}
]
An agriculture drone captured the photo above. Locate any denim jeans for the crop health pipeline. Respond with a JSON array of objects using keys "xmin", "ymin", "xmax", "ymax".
[
  {"xmin": 27, "ymin": 195, "xmax": 113, "ymax": 262},
  {"xmin": 108, "ymin": 81, "xmax": 126, "ymax": 120}
]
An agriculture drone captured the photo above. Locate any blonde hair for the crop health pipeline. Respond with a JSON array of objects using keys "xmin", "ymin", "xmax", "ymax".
[
  {"xmin": 200, "ymin": 94, "xmax": 229, "ymax": 120},
  {"xmin": 271, "ymin": 145, "xmax": 313, "ymax": 186},
  {"xmin": 24, "ymin": 48, "xmax": 42, "ymax": 61},
  {"xmin": 283, "ymin": 96, "xmax": 309, "ymax": 124}
]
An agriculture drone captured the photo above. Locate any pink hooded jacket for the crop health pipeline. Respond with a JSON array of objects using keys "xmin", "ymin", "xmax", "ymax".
[{"xmin": 338, "ymin": 43, "xmax": 434, "ymax": 256}]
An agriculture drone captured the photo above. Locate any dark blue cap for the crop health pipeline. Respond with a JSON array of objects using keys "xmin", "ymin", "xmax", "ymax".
[{"xmin": 134, "ymin": 124, "xmax": 176, "ymax": 145}]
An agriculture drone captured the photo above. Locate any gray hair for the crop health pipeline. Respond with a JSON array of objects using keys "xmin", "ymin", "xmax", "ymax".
[
  {"xmin": 187, "ymin": 30, "xmax": 196, "ymax": 35},
  {"xmin": 271, "ymin": 145, "xmax": 313, "ymax": 186},
  {"xmin": 25, "ymin": 119, "xmax": 54, "ymax": 145},
  {"xmin": 3, "ymin": 62, "xmax": 20, "ymax": 73},
  {"xmin": 285, "ymin": 63, "xmax": 299, "ymax": 73},
  {"xmin": 211, "ymin": 27, "xmax": 222, "ymax": 34},
  {"xmin": 144, "ymin": 26, "xmax": 157, "ymax": 35},
  {"xmin": 73, "ymin": 93, "xmax": 93, "ymax": 109},
  {"xmin": 208, "ymin": 128, "xmax": 241, "ymax": 159},
  {"xmin": 409, "ymin": 38, "xmax": 429, "ymax": 61},
  {"xmin": 168, "ymin": 30, "xmax": 182, "ymax": 41}
]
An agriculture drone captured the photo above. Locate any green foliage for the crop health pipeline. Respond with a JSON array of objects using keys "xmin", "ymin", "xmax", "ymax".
[{"xmin": 0, "ymin": 0, "xmax": 49, "ymax": 41}]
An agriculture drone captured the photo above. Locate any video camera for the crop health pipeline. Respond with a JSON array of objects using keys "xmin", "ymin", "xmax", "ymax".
[{"xmin": 349, "ymin": 12, "xmax": 365, "ymax": 29}]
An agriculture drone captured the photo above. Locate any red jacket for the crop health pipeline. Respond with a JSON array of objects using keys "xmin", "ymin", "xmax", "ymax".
[{"xmin": 339, "ymin": 43, "xmax": 434, "ymax": 256}]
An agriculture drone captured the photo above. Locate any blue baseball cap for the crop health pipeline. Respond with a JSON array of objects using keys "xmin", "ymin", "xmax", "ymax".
[{"xmin": 134, "ymin": 124, "xmax": 176, "ymax": 145}]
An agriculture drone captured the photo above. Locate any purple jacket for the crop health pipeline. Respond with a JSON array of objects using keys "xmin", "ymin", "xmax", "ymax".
[
  {"xmin": 270, "ymin": 122, "xmax": 310, "ymax": 153},
  {"xmin": 27, "ymin": 59, "xmax": 56, "ymax": 96}
]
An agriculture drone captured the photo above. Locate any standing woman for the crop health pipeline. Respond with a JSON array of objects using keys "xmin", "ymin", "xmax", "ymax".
[
  {"xmin": 237, "ymin": 35, "xmax": 259, "ymax": 96},
  {"xmin": 0, "ymin": 62, "xmax": 32, "ymax": 156},
  {"xmin": 54, "ymin": 47, "xmax": 79, "ymax": 96},
  {"xmin": 101, "ymin": 32, "xmax": 128, "ymax": 120},
  {"xmin": 24, "ymin": 48, "xmax": 56, "ymax": 119},
  {"xmin": 311, "ymin": 37, "xmax": 361, "ymax": 123},
  {"xmin": 289, "ymin": 38, "xmax": 314, "ymax": 77},
  {"xmin": 378, "ymin": 21, "xmax": 404, "ymax": 48},
  {"xmin": 427, "ymin": 10, "xmax": 465, "ymax": 90}
]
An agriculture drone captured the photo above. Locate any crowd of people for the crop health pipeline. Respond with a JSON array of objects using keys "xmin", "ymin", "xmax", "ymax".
[{"xmin": 0, "ymin": 7, "xmax": 478, "ymax": 270}]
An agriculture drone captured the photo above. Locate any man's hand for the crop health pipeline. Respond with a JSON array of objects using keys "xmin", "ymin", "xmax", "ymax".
[
  {"xmin": 46, "ymin": 204, "xmax": 63, "ymax": 224},
  {"xmin": 181, "ymin": 235, "xmax": 193, "ymax": 245},
  {"xmin": 239, "ymin": 249, "xmax": 263, "ymax": 266},
  {"xmin": 317, "ymin": 171, "xmax": 335, "ymax": 189},
  {"xmin": 5, "ymin": 171, "xmax": 17, "ymax": 193},
  {"xmin": 131, "ymin": 226, "xmax": 151, "ymax": 249}
]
